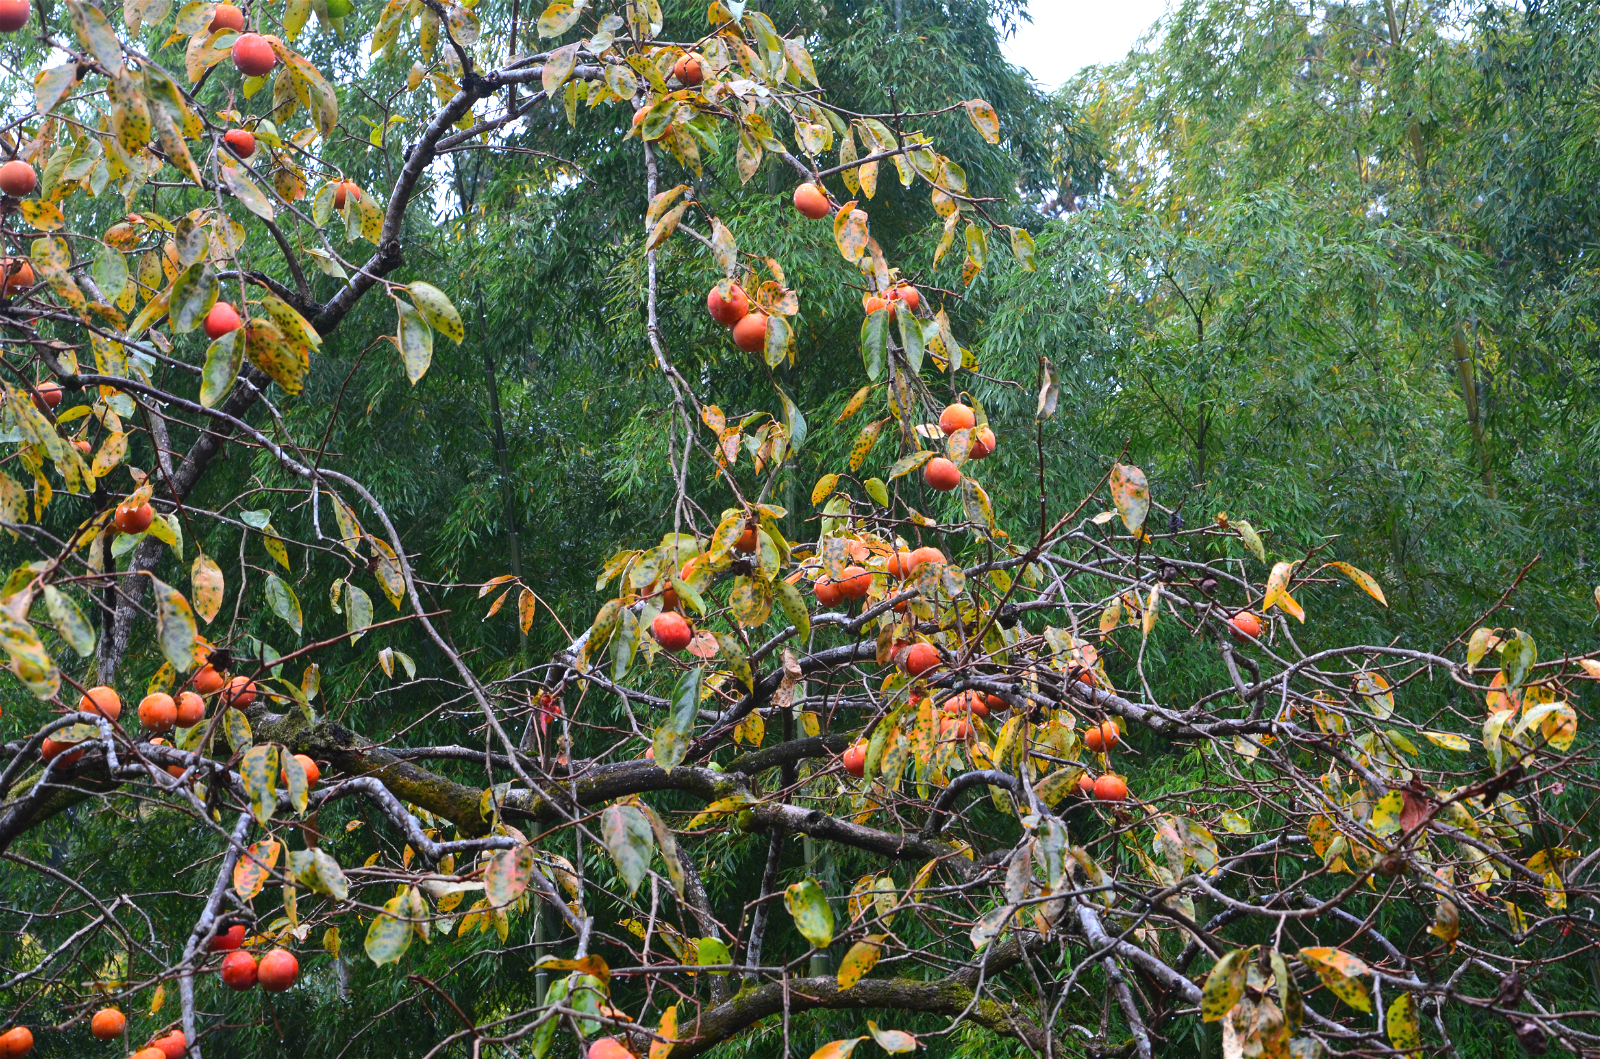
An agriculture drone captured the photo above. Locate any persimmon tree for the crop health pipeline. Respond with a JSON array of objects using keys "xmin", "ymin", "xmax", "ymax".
[{"xmin": 0, "ymin": 0, "xmax": 1597, "ymax": 1057}]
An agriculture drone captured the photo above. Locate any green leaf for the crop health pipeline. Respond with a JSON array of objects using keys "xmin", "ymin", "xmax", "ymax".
[
  {"xmin": 220, "ymin": 164, "xmax": 274, "ymax": 220},
  {"xmin": 1235, "ymin": 520, "xmax": 1266, "ymax": 561},
  {"xmin": 652, "ymin": 665, "xmax": 701, "ymax": 770},
  {"xmin": 264, "ymin": 572, "xmax": 303, "ymax": 636},
  {"xmin": 1201, "ymin": 947, "xmax": 1253, "ymax": 1022},
  {"xmin": 223, "ymin": 706, "xmax": 253, "ymax": 752},
  {"xmin": 784, "ymin": 877, "xmax": 835, "ymax": 949},
  {"xmin": 772, "ymin": 577, "xmax": 811, "ymax": 641},
  {"xmin": 600, "ymin": 802, "xmax": 655, "ymax": 896},
  {"xmin": 696, "ymin": 935, "xmax": 732, "ymax": 972},
  {"xmin": 888, "ymin": 450, "xmax": 935, "ymax": 481},
  {"xmin": 168, "ymin": 261, "xmax": 218, "ymax": 334},
  {"xmin": 42, "ymin": 585, "xmax": 95, "ymax": 658},
  {"xmin": 1008, "ymin": 226, "xmax": 1036, "ymax": 270},
  {"xmin": 1370, "ymin": 791, "xmax": 1404, "ymax": 836},
  {"xmin": 860, "ymin": 308, "xmax": 889, "ymax": 381},
  {"xmin": 407, "ymin": 281, "xmax": 465, "ymax": 344},
  {"xmin": 395, "ymin": 298, "xmax": 433, "ymax": 384},
  {"xmin": 240, "ymin": 743, "xmax": 278, "ymax": 826},
  {"xmin": 148, "ymin": 576, "xmax": 197, "ymax": 672},
  {"xmin": 343, "ymin": 581, "xmax": 373, "ymax": 644},
  {"xmin": 282, "ymin": 750, "xmax": 309, "ymax": 814},
  {"xmin": 863, "ymin": 477, "xmax": 889, "ymax": 506},
  {"xmin": 200, "ymin": 329, "xmax": 244, "ymax": 408},
  {"xmin": 365, "ymin": 889, "xmax": 414, "ymax": 966}
]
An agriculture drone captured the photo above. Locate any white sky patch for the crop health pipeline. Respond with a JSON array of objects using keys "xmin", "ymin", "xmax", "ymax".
[{"xmin": 999, "ymin": 0, "xmax": 1169, "ymax": 92}]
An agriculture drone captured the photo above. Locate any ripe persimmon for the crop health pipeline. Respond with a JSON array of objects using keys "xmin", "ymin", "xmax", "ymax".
[
  {"xmin": 1229, "ymin": 610, "xmax": 1262, "ymax": 640},
  {"xmin": 1082, "ymin": 720, "xmax": 1119, "ymax": 753},
  {"xmin": 231, "ymin": 32, "xmax": 276, "ymax": 76},
  {"xmin": 813, "ymin": 577, "xmax": 841, "ymax": 607},
  {"xmin": 732, "ymin": 311, "xmax": 768, "ymax": 353},
  {"xmin": 902, "ymin": 642, "xmax": 941, "ymax": 677},
  {"xmin": 176, "ymin": 690, "xmax": 205, "ymax": 726},
  {"xmin": 2, "ymin": 259, "xmax": 33, "ymax": 296},
  {"xmin": 257, "ymin": 947, "xmax": 298, "ymax": 992},
  {"xmin": 968, "ymin": 426, "xmax": 996, "ymax": 459},
  {"xmin": 0, "ymin": 160, "xmax": 36, "ymax": 197},
  {"xmin": 941, "ymin": 717, "xmax": 970, "ymax": 741},
  {"xmin": 192, "ymin": 665, "xmax": 226, "ymax": 695},
  {"xmin": 221, "ymin": 676, "xmax": 256, "ymax": 709},
  {"xmin": 148, "ymin": 737, "xmax": 186, "ymax": 778},
  {"xmin": 863, "ymin": 293, "xmax": 889, "ymax": 314},
  {"xmin": 40, "ymin": 737, "xmax": 83, "ymax": 765},
  {"xmin": 209, "ymin": 1, "xmax": 244, "ymax": 31},
  {"xmin": 792, "ymin": 182, "xmax": 829, "ymax": 219},
  {"xmin": 890, "ymin": 283, "xmax": 920, "ymax": 311},
  {"xmin": 115, "ymin": 502, "xmax": 154, "ymax": 534},
  {"xmin": 73, "ymin": 439, "xmax": 89, "ymax": 454},
  {"xmin": 0, "ymin": 0, "xmax": 28, "ymax": 32},
  {"xmin": 885, "ymin": 551, "xmax": 914, "ymax": 577},
  {"xmin": 835, "ymin": 565, "xmax": 871, "ymax": 600},
  {"xmin": 138, "ymin": 692, "xmax": 177, "ymax": 732},
  {"xmin": 589, "ymin": 1039, "xmax": 633, "ymax": 1059},
  {"xmin": 706, "ymin": 283, "xmax": 749, "ymax": 327},
  {"xmin": 672, "ymin": 52, "xmax": 704, "ymax": 86},
  {"xmin": 30, "ymin": 381, "xmax": 60, "ymax": 410},
  {"xmin": 0, "ymin": 1026, "xmax": 32, "ymax": 1057},
  {"xmin": 908, "ymin": 546, "xmax": 945, "ymax": 572},
  {"xmin": 281, "ymin": 753, "xmax": 319, "ymax": 787},
  {"xmin": 734, "ymin": 523, "xmax": 758, "ymax": 553},
  {"xmin": 985, "ymin": 693, "xmax": 1010, "ymax": 713},
  {"xmin": 923, "ymin": 457, "xmax": 961, "ymax": 492},
  {"xmin": 205, "ymin": 301, "xmax": 242, "ymax": 340},
  {"xmin": 149, "ymin": 1031, "xmax": 187, "ymax": 1059},
  {"xmin": 939, "ymin": 403, "xmax": 976, "ymax": 435},
  {"xmin": 1093, "ymin": 774, "xmax": 1128, "ymax": 801},
  {"xmin": 223, "ymin": 128, "xmax": 255, "ymax": 159},
  {"xmin": 209, "ymin": 924, "xmax": 246, "ymax": 951},
  {"xmin": 132, "ymin": 1048, "xmax": 166, "ymax": 1059},
  {"xmin": 652, "ymin": 611, "xmax": 692, "ymax": 651},
  {"xmin": 220, "ymin": 949, "xmax": 257, "ymax": 990},
  {"xmin": 333, "ymin": 180, "xmax": 362, "ymax": 211},
  {"xmin": 1078, "ymin": 772, "xmax": 1096, "ymax": 796},
  {"xmin": 90, "ymin": 1008, "xmax": 126, "ymax": 1040},
  {"xmin": 80, "ymin": 685, "xmax": 121, "ymax": 720},
  {"xmin": 842, "ymin": 741, "xmax": 867, "ymax": 778}
]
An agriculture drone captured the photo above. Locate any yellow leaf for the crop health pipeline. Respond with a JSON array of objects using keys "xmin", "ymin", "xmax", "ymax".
[
  {"xmin": 836, "ymin": 934, "xmax": 884, "ymax": 989},
  {"xmin": 1262, "ymin": 561, "xmax": 1304, "ymax": 622},
  {"xmin": 1328, "ymin": 561, "xmax": 1387, "ymax": 606}
]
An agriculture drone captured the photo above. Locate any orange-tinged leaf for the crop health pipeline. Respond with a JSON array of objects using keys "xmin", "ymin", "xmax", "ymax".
[
  {"xmin": 808, "ymin": 1039, "xmax": 866, "ymax": 1059},
  {"xmin": 849, "ymin": 419, "xmax": 884, "ymax": 472},
  {"xmin": 1297, "ymin": 947, "xmax": 1371, "ymax": 1012},
  {"xmin": 649, "ymin": 1004, "xmax": 677, "ymax": 1059},
  {"xmin": 518, "ymin": 588, "xmax": 537, "ymax": 634},
  {"xmin": 232, "ymin": 838, "xmax": 281, "ymax": 900},
  {"xmin": 836, "ymin": 934, "xmax": 884, "ymax": 989},
  {"xmin": 833, "ymin": 202, "xmax": 868, "ymax": 263},
  {"xmin": 812, "ymin": 473, "xmax": 840, "ymax": 507},
  {"xmin": 964, "ymin": 99, "xmax": 1000, "ymax": 144},
  {"xmin": 1108, "ymin": 463, "xmax": 1149, "ymax": 535}
]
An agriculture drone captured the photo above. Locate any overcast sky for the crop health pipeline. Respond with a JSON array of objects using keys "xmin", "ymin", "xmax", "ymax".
[{"xmin": 998, "ymin": 0, "xmax": 1169, "ymax": 91}]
